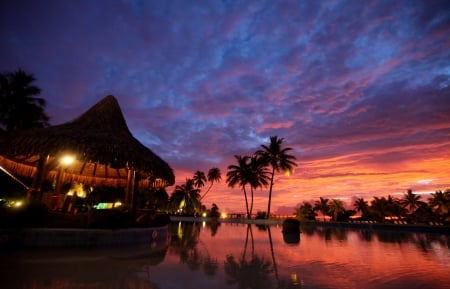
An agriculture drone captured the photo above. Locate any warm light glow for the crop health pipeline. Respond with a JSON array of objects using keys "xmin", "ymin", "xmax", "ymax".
[
  {"xmin": 114, "ymin": 201, "xmax": 122, "ymax": 207},
  {"xmin": 60, "ymin": 155, "xmax": 74, "ymax": 166},
  {"xmin": 67, "ymin": 183, "xmax": 87, "ymax": 198},
  {"xmin": 220, "ymin": 212, "xmax": 227, "ymax": 219},
  {"xmin": 202, "ymin": 212, "xmax": 207, "ymax": 217},
  {"xmin": 12, "ymin": 200, "xmax": 23, "ymax": 208}
]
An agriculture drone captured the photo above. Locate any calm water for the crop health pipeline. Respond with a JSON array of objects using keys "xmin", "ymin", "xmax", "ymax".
[{"xmin": 1, "ymin": 222, "xmax": 450, "ymax": 289}]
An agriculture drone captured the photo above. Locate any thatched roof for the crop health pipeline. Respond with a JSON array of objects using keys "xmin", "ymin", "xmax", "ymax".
[{"xmin": 0, "ymin": 95, "xmax": 175, "ymax": 188}]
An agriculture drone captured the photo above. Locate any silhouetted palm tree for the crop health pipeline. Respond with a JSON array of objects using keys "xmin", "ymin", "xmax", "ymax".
[
  {"xmin": 314, "ymin": 197, "xmax": 330, "ymax": 221},
  {"xmin": 227, "ymin": 155, "xmax": 252, "ymax": 218},
  {"xmin": 200, "ymin": 167, "xmax": 222, "ymax": 201},
  {"xmin": 0, "ymin": 69, "xmax": 49, "ymax": 133},
  {"xmin": 353, "ymin": 198, "xmax": 369, "ymax": 219},
  {"xmin": 247, "ymin": 155, "xmax": 270, "ymax": 217},
  {"xmin": 401, "ymin": 190, "xmax": 426, "ymax": 213},
  {"xmin": 256, "ymin": 136, "xmax": 297, "ymax": 219},
  {"xmin": 295, "ymin": 202, "xmax": 316, "ymax": 221},
  {"xmin": 170, "ymin": 178, "xmax": 201, "ymax": 215},
  {"xmin": 369, "ymin": 196, "xmax": 389, "ymax": 222},
  {"xmin": 428, "ymin": 190, "xmax": 450, "ymax": 223},
  {"xmin": 192, "ymin": 170, "xmax": 206, "ymax": 189},
  {"xmin": 329, "ymin": 199, "xmax": 345, "ymax": 221},
  {"xmin": 227, "ymin": 155, "xmax": 269, "ymax": 218}
]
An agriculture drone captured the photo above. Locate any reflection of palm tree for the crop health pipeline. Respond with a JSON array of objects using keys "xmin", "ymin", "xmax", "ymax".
[
  {"xmin": 200, "ymin": 167, "xmax": 222, "ymax": 201},
  {"xmin": 256, "ymin": 136, "xmax": 297, "ymax": 219},
  {"xmin": 169, "ymin": 222, "xmax": 219, "ymax": 276}
]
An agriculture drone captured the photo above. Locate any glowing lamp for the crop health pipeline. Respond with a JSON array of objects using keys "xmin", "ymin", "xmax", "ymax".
[{"xmin": 61, "ymin": 155, "xmax": 74, "ymax": 166}]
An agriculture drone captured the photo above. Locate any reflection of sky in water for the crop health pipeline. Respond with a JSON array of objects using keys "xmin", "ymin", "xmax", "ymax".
[{"xmin": 1, "ymin": 223, "xmax": 449, "ymax": 289}]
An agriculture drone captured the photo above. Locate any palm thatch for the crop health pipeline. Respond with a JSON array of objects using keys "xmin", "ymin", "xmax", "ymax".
[{"xmin": 0, "ymin": 95, "xmax": 175, "ymax": 189}]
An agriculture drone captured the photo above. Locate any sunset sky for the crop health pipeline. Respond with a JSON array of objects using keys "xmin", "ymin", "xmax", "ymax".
[{"xmin": 1, "ymin": 0, "xmax": 449, "ymax": 214}]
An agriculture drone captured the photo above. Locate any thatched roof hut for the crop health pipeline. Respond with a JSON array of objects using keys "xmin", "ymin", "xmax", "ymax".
[{"xmin": 0, "ymin": 95, "xmax": 175, "ymax": 191}]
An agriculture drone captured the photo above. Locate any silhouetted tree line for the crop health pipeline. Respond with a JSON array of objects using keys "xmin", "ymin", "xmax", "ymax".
[{"xmin": 295, "ymin": 189, "xmax": 450, "ymax": 225}]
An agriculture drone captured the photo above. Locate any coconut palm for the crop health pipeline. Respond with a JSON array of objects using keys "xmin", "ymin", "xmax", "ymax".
[
  {"xmin": 227, "ymin": 155, "xmax": 269, "ymax": 218},
  {"xmin": 256, "ymin": 136, "xmax": 297, "ymax": 219},
  {"xmin": 353, "ymin": 198, "xmax": 369, "ymax": 219},
  {"xmin": 170, "ymin": 178, "xmax": 201, "ymax": 215},
  {"xmin": 400, "ymin": 190, "xmax": 426, "ymax": 221},
  {"xmin": 227, "ymin": 155, "xmax": 252, "ymax": 218},
  {"xmin": 247, "ymin": 155, "xmax": 270, "ymax": 216},
  {"xmin": 369, "ymin": 197, "xmax": 389, "ymax": 222},
  {"xmin": 295, "ymin": 202, "xmax": 316, "ymax": 221},
  {"xmin": 314, "ymin": 197, "xmax": 330, "ymax": 221},
  {"xmin": 329, "ymin": 199, "xmax": 346, "ymax": 221},
  {"xmin": 200, "ymin": 167, "xmax": 222, "ymax": 201},
  {"xmin": 428, "ymin": 190, "xmax": 450, "ymax": 223},
  {"xmin": 0, "ymin": 69, "xmax": 49, "ymax": 133},
  {"xmin": 192, "ymin": 170, "xmax": 206, "ymax": 189}
]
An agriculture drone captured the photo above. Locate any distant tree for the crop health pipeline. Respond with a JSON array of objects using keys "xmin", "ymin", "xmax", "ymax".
[
  {"xmin": 210, "ymin": 203, "xmax": 220, "ymax": 218},
  {"xmin": 314, "ymin": 197, "xmax": 330, "ymax": 221},
  {"xmin": 200, "ymin": 167, "xmax": 222, "ymax": 201},
  {"xmin": 369, "ymin": 197, "xmax": 390, "ymax": 222},
  {"xmin": 400, "ymin": 190, "xmax": 426, "ymax": 223},
  {"xmin": 295, "ymin": 202, "xmax": 317, "ymax": 221},
  {"xmin": 400, "ymin": 190, "xmax": 426, "ymax": 213},
  {"xmin": 353, "ymin": 198, "xmax": 369, "ymax": 219},
  {"xmin": 428, "ymin": 190, "xmax": 450, "ymax": 223},
  {"xmin": 329, "ymin": 199, "xmax": 346, "ymax": 221},
  {"xmin": 256, "ymin": 136, "xmax": 297, "ymax": 219},
  {"xmin": 0, "ymin": 69, "xmax": 49, "ymax": 133}
]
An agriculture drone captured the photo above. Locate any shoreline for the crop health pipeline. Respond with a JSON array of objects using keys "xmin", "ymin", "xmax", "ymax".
[{"xmin": 170, "ymin": 216, "xmax": 450, "ymax": 234}]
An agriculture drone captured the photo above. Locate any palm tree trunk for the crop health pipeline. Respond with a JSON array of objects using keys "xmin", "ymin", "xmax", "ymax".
[
  {"xmin": 266, "ymin": 167, "xmax": 275, "ymax": 219},
  {"xmin": 199, "ymin": 182, "xmax": 213, "ymax": 201},
  {"xmin": 243, "ymin": 185, "xmax": 251, "ymax": 219},
  {"xmin": 250, "ymin": 187, "xmax": 254, "ymax": 218}
]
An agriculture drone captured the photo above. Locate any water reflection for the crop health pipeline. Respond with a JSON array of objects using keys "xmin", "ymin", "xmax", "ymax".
[{"xmin": 1, "ymin": 222, "xmax": 449, "ymax": 289}]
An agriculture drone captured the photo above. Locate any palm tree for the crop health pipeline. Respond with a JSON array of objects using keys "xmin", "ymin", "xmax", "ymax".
[
  {"xmin": 353, "ymin": 198, "xmax": 369, "ymax": 219},
  {"xmin": 192, "ymin": 170, "xmax": 206, "ymax": 189},
  {"xmin": 170, "ymin": 178, "xmax": 201, "ymax": 215},
  {"xmin": 256, "ymin": 136, "xmax": 297, "ymax": 219},
  {"xmin": 428, "ymin": 190, "xmax": 450, "ymax": 223},
  {"xmin": 227, "ymin": 155, "xmax": 252, "ymax": 218},
  {"xmin": 400, "ymin": 190, "xmax": 426, "ymax": 223},
  {"xmin": 247, "ymin": 155, "xmax": 270, "ymax": 217},
  {"xmin": 200, "ymin": 167, "xmax": 222, "ymax": 201},
  {"xmin": 314, "ymin": 197, "xmax": 330, "ymax": 221},
  {"xmin": 329, "ymin": 199, "xmax": 346, "ymax": 221},
  {"xmin": 295, "ymin": 202, "xmax": 316, "ymax": 221},
  {"xmin": 227, "ymin": 155, "xmax": 269, "ymax": 218},
  {"xmin": 0, "ymin": 69, "xmax": 49, "ymax": 133},
  {"xmin": 369, "ymin": 197, "xmax": 389, "ymax": 222}
]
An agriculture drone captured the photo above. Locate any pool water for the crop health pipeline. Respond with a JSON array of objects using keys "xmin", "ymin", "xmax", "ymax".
[{"xmin": 1, "ymin": 222, "xmax": 449, "ymax": 289}]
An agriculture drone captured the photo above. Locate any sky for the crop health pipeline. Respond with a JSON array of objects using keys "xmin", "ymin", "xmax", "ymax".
[{"xmin": 1, "ymin": 0, "xmax": 449, "ymax": 214}]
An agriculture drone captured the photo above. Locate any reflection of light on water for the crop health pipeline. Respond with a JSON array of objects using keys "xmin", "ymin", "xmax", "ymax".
[{"xmin": 431, "ymin": 241, "xmax": 450, "ymax": 268}]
